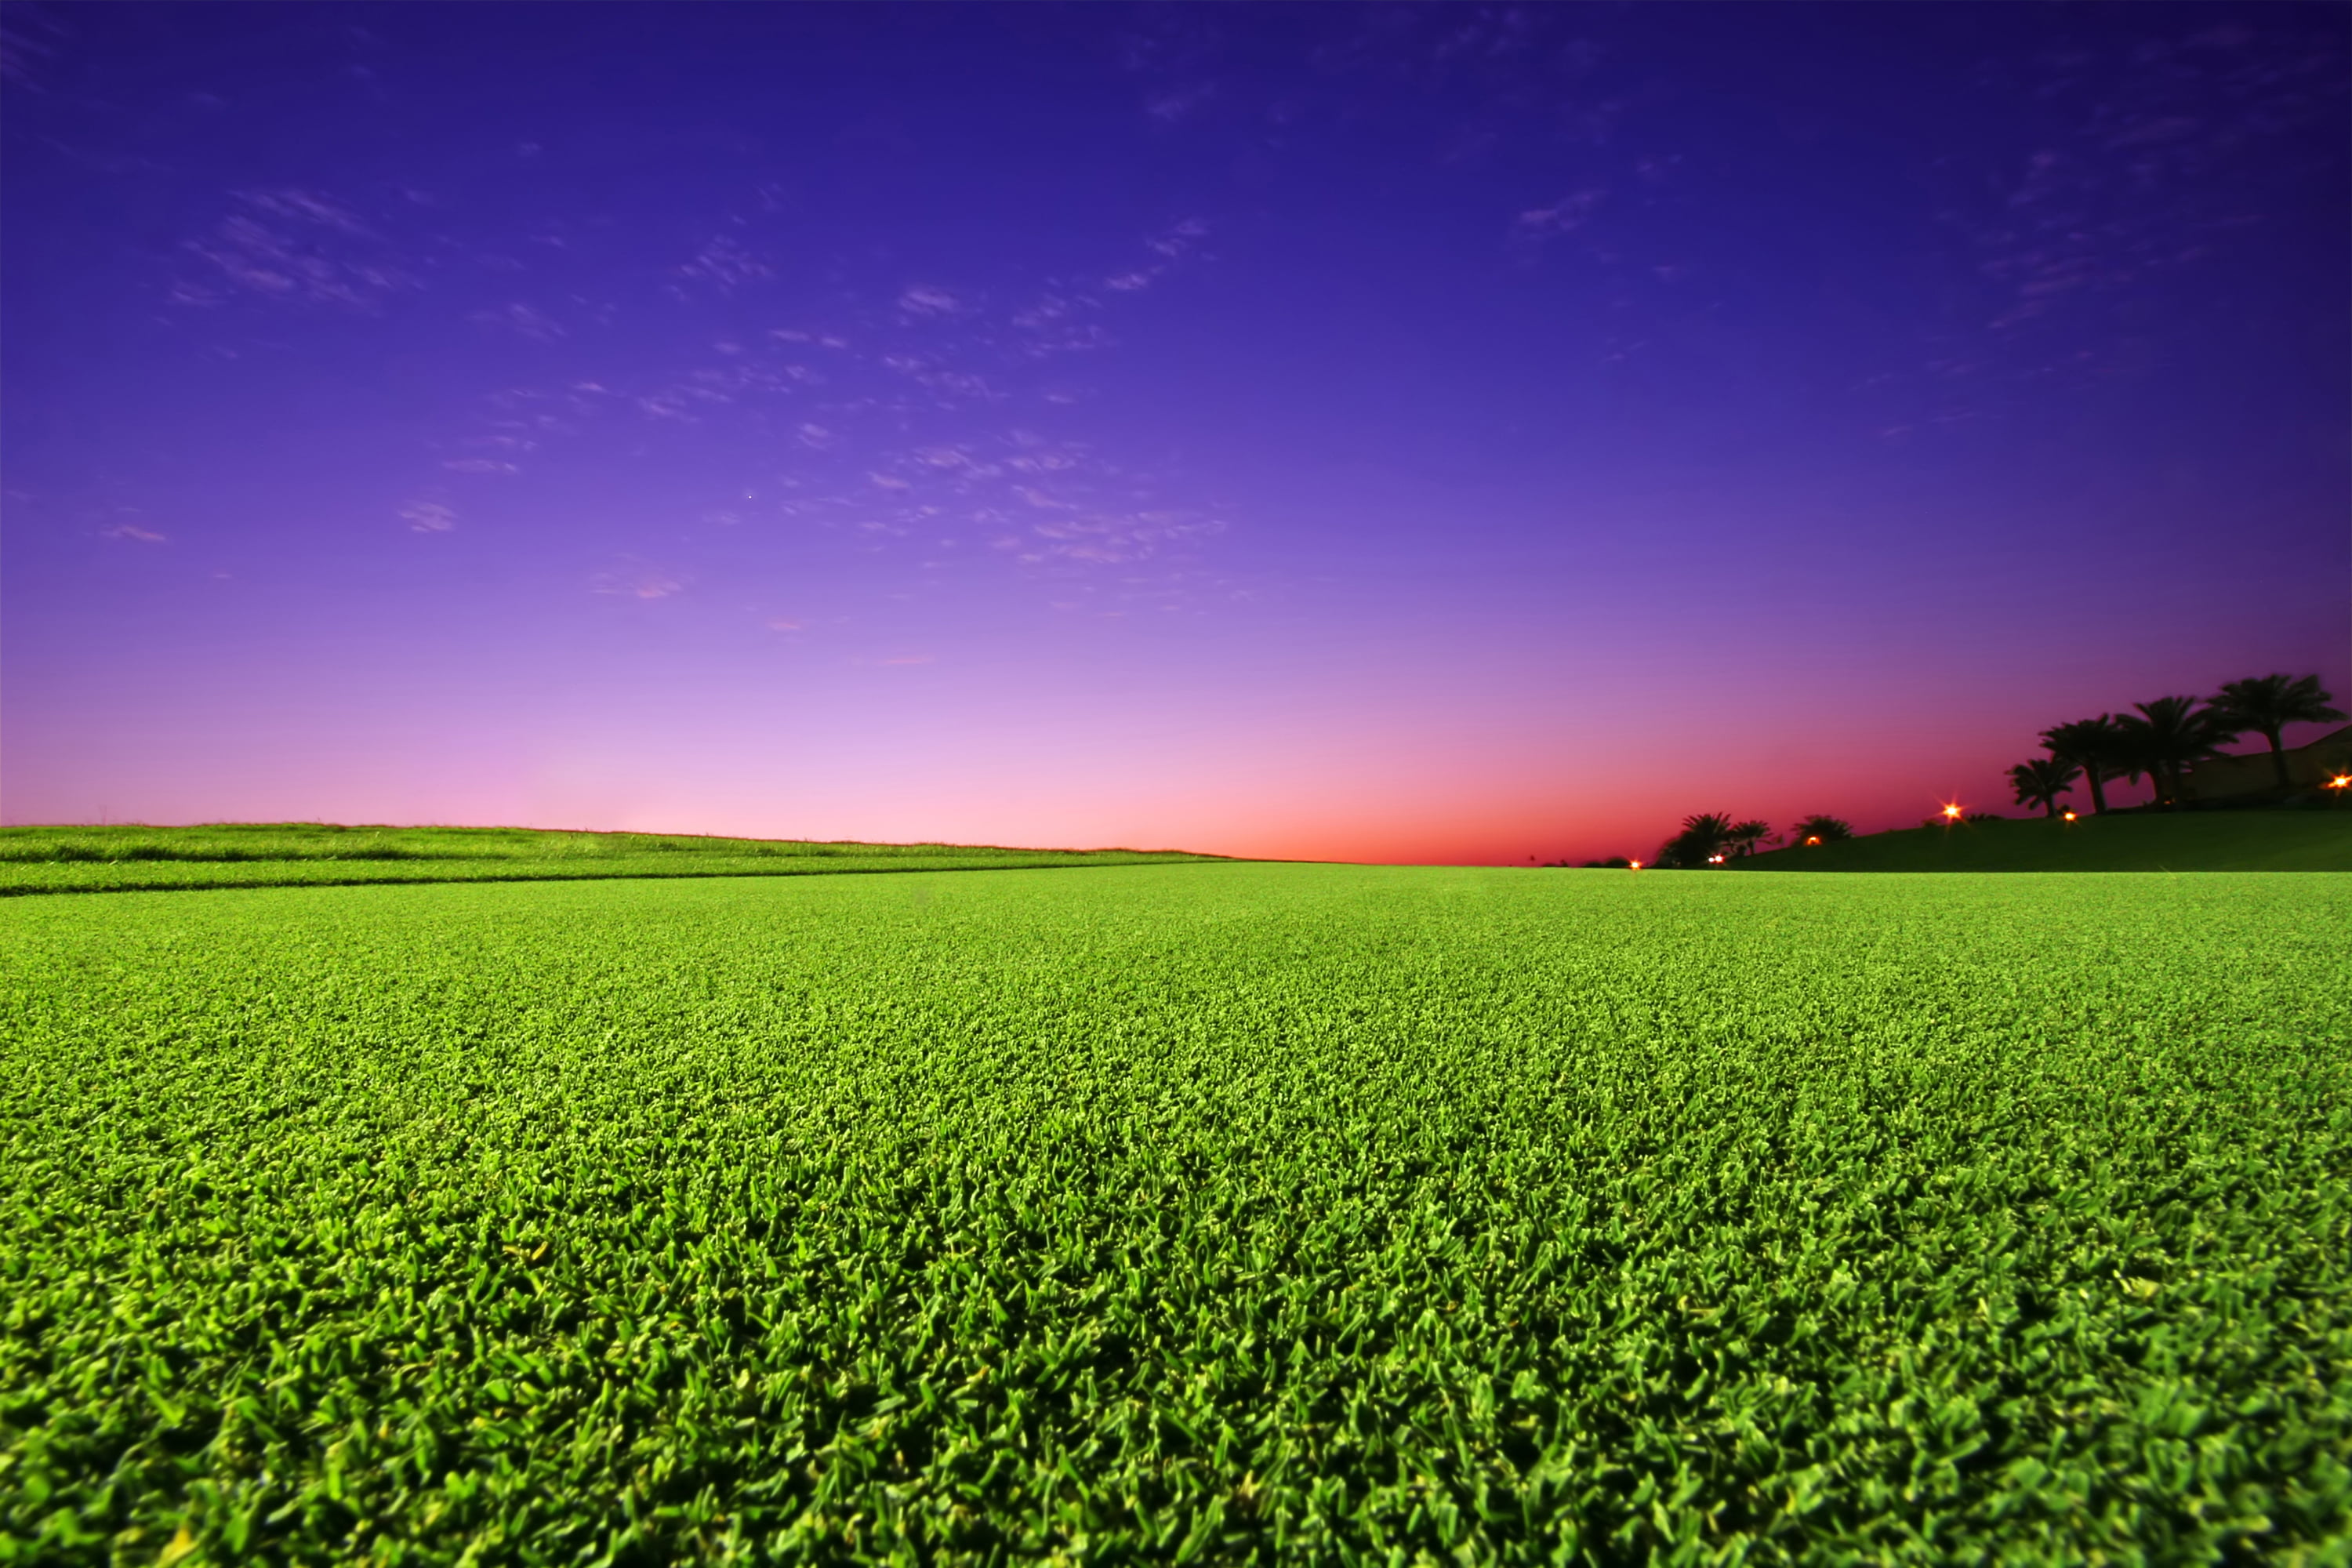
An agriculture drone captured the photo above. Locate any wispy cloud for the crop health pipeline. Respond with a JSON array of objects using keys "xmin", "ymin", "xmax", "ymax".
[
  {"xmin": 1127, "ymin": 3, "xmax": 1620, "ymax": 173},
  {"xmin": 236, "ymin": 189, "xmax": 370, "ymax": 234},
  {"xmin": 394, "ymin": 194, "xmax": 1233, "ymax": 593},
  {"xmin": 675, "ymin": 234, "xmax": 774, "ymax": 293},
  {"xmin": 1096, "ymin": 219, "xmax": 1212, "ymax": 296},
  {"xmin": 1146, "ymin": 218, "xmax": 1209, "ymax": 259},
  {"xmin": 1512, "ymin": 187, "xmax": 1605, "ymax": 243},
  {"xmin": 896, "ymin": 285, "xmax": 964, "ymax": 320},
  {"xmin": 781, "ymin": 423, "xmax": 1229, "ymax": 579},
  {"xmin": 37, "ymin": 136, "xmax": 169, "ymax": 175},
  {"xmin": 0, "ymin": 6, "xmax": 64, "ymax": 88},
  {"xmin": 481, "ymin": 387, "xmax": 592, "ymax": 434},
  {"xmin": 592, "ymin": 563, "xmax": 687, "ymax": 599},
  {"xmin": 1948, "ymin": 20, "xmax": 2343, "ymax": 354},
  {"xmin": 469, "ymin": 301, "xmax": 568, "ymax": 341},
  {"xmin": 1001, "ymin": 506, "xmax": 1223, "ymax": 567},
  {"xmin": 100, "ymin": 521, "xmax": 169, "ymax": 543},
  {"xmin": 635, "ymin": 390, "xmax": 701, "ymax": 423},
  {"xmin": 179, "ymin": 189, "xmax": 417, "ymax": 311},
  {"xmin": 1006, "ymin": 311, "xmax": 1113, "ymax": 358},
  {"xmin": 414, "ymin": 194, "xmax": 1222, "ymax": 491},
  {"xmin": 877, "ymin": 354, "xmax": 1004, "ymax": 405},
  {"xmin": 1145, "ymin": 83, "xmax": 1217, "ymax": 124}
]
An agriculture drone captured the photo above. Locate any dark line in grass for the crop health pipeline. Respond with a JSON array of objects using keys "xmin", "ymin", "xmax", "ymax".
[{"xmin": 0, "ymin": 855, "xmax": 1258, "ymax": 898}]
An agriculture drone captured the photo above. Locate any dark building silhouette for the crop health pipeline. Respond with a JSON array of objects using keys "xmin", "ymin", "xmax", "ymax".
[{"xmin": 2181, "ymin": 724, "xmax": 2352, "ymax": 801}]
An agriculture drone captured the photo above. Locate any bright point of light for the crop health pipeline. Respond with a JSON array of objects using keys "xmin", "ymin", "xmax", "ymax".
[
  {"xmin": 1629, "ymin": 859, "xmax": 1642, "ymax": 870},
  {"xmin": 2063, "ymin": 811, "xmax": 2078, "ymax": 822},
  {"xmin": 1941, "ymin": 804, "xmax": 1964, "ymax": 821}
]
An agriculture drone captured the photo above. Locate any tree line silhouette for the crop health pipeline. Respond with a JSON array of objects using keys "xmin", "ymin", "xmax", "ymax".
[
  {"xmin": 1565, "ymin": 812, "xmax": 1854, "ymax": 869},
  {"xmin": 2014, "ymin": 673, "xmax": 2341, "ymax": 816},
  {"xmin": 1575, "ymin": 671, "xmax": 2342, "ymax": 868}
]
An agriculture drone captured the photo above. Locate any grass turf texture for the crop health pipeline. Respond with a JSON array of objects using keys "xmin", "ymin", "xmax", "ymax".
[
  {"xmin": 1736, "ymin": 808, "xmax": 2352, "ymax": 873},
  {"xmin": 5, "ymin": 865, "xmax": 2349, "ymax": 1564},
  {"xmin": 0, "ymin": 824, "xmax": 1221, "ymax": 897}
]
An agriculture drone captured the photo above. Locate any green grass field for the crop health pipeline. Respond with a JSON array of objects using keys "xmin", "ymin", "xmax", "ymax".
[
  {"xmin": 6, "ymin": 864, "xmax": 2349, "ymax": 1563},
  {"xmin": 0, "ymin": 823, "xmax": 1222, "ymax": 897},
  {"xmin": 1737, "ymin": 808, "xmax": 2352, "ymax": 873}
]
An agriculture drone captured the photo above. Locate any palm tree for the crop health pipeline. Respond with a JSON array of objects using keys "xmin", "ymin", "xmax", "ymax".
[
  {"xmin": 1788, "ymin": 814, "xmax": 1853, "ymax": 846},
  {"xmin": 1725, "ymin": 818, "xmax": 1775, "ymax": 857},
  {"xmin": 2039, "ymin": 715, "xmax": 2121, "ymax": 815},
  {"xmin": 2113, "ymin": 695, "xmax": 2241, "ymax": 808},
  {"xmin": 2007, "ymin": 756, "xmax": 2079, "ymax": 818},
  {"xmin": 2211, "ymin": 673, "xmax": 2347, "ymax": 791},
  {"xmin": 1661, "ymin": 812, "xmax": 1735, "ymax": 867},
  {"xmin": 2102, "ymin": 719, "xmax": 2164, "ymax": 806}
]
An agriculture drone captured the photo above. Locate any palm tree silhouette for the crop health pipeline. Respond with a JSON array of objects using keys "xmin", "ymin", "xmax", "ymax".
[
  {"xmin": 2007, "ymin": 756, "xmax": 2080, "ymax": 818},
  {"xmin": 2103, "ymin": 720, "xmax": 2164, "ymax": 808},
  {"xmin": 2039, "ymin": 716, "xmax": 2121, "ymax": 815},
  {"xmin": 1725, "ymin": 818, "xmax": 1775, "ymax": 857},
  {"xmin": 1662, "ymin": 812, "xmax": 1736, "ymax": 866},
  {"xmin": 1788, "ymin": 814, "xmax": 1853, "ymax": 845},
  {"xmin": 2211, "ymin": 673, "xmax": 2347, "ymax": 791},
  {"xmin": 2113, "ymin": 695, "xmax": 2241, "ymax": 808}
]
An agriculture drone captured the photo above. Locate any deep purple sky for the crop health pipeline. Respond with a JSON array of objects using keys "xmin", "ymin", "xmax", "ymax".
[{"xmin": 5, "ymin": 2, "xmax": 2346, "ymax": 862}]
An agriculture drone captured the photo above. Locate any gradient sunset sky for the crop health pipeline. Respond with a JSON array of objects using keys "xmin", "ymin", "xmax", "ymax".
[{"xmin": 5, "ymin": 2, "xmax": 2346, "ymax": 864}]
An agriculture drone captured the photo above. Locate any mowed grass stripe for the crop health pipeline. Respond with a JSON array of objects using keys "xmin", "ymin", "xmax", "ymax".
[
  {"xmin": 3, "ymin": 865, "xmax": 2347, "ymax": 1563},
  {"xmin": 0, "ymin": 824, "xmax": 1228, "ymax": 898}
]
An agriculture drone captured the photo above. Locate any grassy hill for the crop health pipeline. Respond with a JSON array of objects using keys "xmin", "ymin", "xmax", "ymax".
[
  {"xmin": 0, "ymin": 822, "xmax": 1227, "ymax": 895},
  {"xmin": 1735, "ymin": 808, "xmax": 2352, "ymax": 873}
]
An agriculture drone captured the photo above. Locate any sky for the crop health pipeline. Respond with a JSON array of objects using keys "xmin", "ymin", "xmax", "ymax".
[{"xmin": 3, "ymin": 2, "xmax": 2347, "ymax": 864}]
